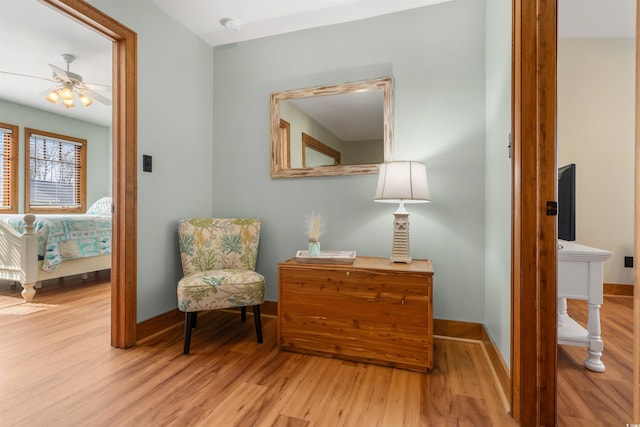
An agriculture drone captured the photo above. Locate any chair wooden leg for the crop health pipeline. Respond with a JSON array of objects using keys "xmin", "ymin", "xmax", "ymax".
[
  {"xmin": 184, "ymin": 312, "xmax": 197, "ymax": 354},
  {"xmin": 241, "ymin": 306, "xmax": 247, "ymax": 322},
  {"xmin": 253, "ymin": 305, "xmax": 263, "ymax": 344}
]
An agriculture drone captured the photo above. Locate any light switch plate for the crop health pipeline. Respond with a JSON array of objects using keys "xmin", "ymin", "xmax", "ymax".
[{"xmin": 143, "ymin": 155, "xmax": 152, "ymax": 172}]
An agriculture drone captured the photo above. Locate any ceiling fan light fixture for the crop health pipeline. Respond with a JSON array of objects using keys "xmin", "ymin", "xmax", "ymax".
[
  {"xmin": 46, "ymin": 90, "xmax": 60, "ymax": 104},
  {"xmin": 61, "ymin": 85, "xmax": 73, "ymax": 100},
  {"xmin": 80, "ymin": 94, "xmax": 92, "ymax": 107},
  {"xmin": 36, "ymin": 54, "xmax": 108, "ymax": 109}
]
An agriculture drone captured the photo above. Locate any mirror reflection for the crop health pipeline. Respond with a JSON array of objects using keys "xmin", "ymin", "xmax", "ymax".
[{"xmin": 270, "ymin": 77, "xmax": 393, "ymax": 178}]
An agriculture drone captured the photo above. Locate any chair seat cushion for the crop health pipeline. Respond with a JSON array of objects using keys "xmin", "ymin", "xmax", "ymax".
[{"xmin": 177, "ymin": 269, "xmax": 265, "ymax": 312}]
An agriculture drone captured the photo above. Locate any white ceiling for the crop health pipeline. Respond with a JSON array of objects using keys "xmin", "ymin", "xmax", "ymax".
[
  {"xmin": 0, "ymin": 0, "xmax": 112, "ymax": 127},
  {"xmin": 0, "ymin": 0, "xmax": 636, "ymax": 128},
  {"xmin": 148, "ymin": 0, "xmax": 637, "ymax": 45},
  {"xmin": 147, "ymin": 0, "xmax": 452, "ymax": 47}
]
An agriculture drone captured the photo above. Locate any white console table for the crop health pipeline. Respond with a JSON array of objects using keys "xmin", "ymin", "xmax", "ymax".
[{"xmin": 557, "ymin": 240, "xmax": 612, "ymax": 372}]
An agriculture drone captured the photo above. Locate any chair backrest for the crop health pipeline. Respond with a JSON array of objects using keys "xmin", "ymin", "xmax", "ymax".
[{"xmin": 178, "ymin": 218, "xmax": 261, "ymax": 276}]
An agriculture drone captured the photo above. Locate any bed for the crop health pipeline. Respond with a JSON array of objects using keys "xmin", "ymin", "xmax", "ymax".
[{"xmin": 0, "ymin": 197, "xmax": 112, "ymax": 302}]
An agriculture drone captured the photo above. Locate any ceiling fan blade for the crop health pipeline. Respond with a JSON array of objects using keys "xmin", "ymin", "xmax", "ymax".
[
  {"xmin": 0, "ymin": 70, "xmax": 57, "ymax": 83},
  {"xmin": 48, "ymin": 63, "xmax": 71, "ymax": 82},
  {"xmin": 78, "ymin": 88, "xmax": 111, "ymax": 106},
  {"xmin": 83, "ymin": 81, "xmax": 112, "ymax": 91}
]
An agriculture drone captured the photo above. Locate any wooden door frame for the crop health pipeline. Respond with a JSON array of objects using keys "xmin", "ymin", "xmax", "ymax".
[
  {"xmin": 512, "ymin": 0, "xmax": 558, "ymax": 425},
  {"xmin": 634, "ymin": 1, "xmax": 640, "ymax": 421},
  {"xmin": 43, "ymin": 0, "xmax": 137, "ymax": 348},
  {"xmin": 514, "ymin": 0, "xmax": 640, "ymax": 424}
]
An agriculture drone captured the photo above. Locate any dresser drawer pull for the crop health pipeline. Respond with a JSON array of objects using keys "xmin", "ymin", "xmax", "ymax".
[
  {"xmin": 401, "ymin": 297, "xmax": 406, "ymax": 306},
  {"xmin": 346, "ymin": 271, "xmax": 350, "ymax": 277}
]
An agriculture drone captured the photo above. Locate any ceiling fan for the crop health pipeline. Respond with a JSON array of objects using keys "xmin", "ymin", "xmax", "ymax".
[{"xmin": 0, "ymin": 53, "xmax": 111, "ymax": 108}]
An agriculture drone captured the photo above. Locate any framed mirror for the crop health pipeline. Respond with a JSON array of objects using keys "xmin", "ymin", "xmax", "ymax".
[{"xmin": 270, "ymin": 77, "xmax": 393, "ymax": 178}]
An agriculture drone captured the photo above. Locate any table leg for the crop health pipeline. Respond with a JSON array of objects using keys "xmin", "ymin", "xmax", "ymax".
[
  {"xmin": 584, "ymin": 302, "xmax": 605, "ymax": 372},
  {"xmin": 558, "ymin": 297, "xmax": 567, "ymax": 327}
]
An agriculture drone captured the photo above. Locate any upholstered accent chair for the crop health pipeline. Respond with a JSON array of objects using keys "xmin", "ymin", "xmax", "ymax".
[{"xmin": 177, "ymin": 218, "xmax": 265, "ymax": 354}]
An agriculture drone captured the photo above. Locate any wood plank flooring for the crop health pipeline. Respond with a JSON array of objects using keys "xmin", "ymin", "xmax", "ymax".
[
  {"xmin": 0, "ymin": 276, "xmax": 634, "ymax": 426},
  {"xmin": 558, "ymin": 296, "xmax": 634, "ymax": 426},
  {"xmin": 0, "ymin": 275, "xmax": 515, "ymax": 427}
]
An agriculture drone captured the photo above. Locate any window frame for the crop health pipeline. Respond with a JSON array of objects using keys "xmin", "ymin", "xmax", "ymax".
[
  {"xmin": 25, "ymin": 128, "xmax": 87, "ymax": 214},
  {"xmin": 0, "ymin": 122, "xmax": 19, "ymax": 213}
]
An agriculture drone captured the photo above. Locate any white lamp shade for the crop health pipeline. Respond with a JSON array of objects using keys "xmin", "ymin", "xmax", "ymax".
[{"xmin": 374, "ymin": 161, "xmax": 430, "ymax": 203}]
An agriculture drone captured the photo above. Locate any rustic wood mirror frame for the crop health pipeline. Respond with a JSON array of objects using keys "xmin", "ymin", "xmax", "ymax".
[{"xmin": 270, "ymin": 77, "xmax": 393, "ymax": 178}]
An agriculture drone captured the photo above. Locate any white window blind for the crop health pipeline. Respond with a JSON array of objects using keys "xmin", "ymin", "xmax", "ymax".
[
  {"xmin": 0, "ymin": 126, "xmax": 15, "ymax": 210},
  {"xmin": 29, "ymin": 134, "xmax": 82, "ymax": 208}
]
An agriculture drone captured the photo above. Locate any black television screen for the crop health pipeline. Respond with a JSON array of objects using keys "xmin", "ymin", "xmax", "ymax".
[{"xmin": 558, "ymin": 163, "xmax": 576, "ymax": 241}]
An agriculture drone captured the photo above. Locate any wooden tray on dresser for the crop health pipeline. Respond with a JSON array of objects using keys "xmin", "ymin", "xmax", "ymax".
[{"xmin": 294, "ymin": 250, "xmax": 356, "ymax": 264}]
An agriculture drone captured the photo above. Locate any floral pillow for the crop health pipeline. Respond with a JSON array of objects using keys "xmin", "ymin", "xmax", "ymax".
[{"xmin": 86, "ymin": 197, "xmax": 112, "ymax": 215}]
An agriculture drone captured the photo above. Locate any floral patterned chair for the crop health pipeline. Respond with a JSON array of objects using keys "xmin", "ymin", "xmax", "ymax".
[{"xmin": 177, "ymin": 218, "xmax": 265, "ymax": 354}]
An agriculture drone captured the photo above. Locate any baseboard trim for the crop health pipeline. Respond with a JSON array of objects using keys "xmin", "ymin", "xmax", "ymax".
[
  {"xmin": 435, "ymin": 318, "xmax": 510, "ymax": 405},
  {"xmin": 603, "ymin": 283, "xmax": 634, "ymax": 296},
  {"xmin": 136, "ymin": 308, "xmax": 184, "ymax": 342},
  {"xmin": 136, "ymin": 301, "xmax": 279, "ymax": 343},
  {"xmin": 135, "ymin": 303, "xmax": 511, "ymax": 404},
  {"xmin": 434, "ymin": 318, "xmax": 485, "ymax": 340}
]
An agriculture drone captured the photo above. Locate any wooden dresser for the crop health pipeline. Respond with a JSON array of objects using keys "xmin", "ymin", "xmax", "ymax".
[{"xmin": 277, "ymin": 256, "xmax": 434, "ymax": 372}]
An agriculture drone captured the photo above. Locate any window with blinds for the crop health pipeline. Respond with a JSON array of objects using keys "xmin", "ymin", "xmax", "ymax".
[
  {"xmin": 0, "ymin": 122, "xmax": 18, "ymax": 213},
  {"xmin": 25, "ymin": 128, "xmax": 86, "ymax": 213}
]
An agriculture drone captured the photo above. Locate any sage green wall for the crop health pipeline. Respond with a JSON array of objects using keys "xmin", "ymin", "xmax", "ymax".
[
  {"xmin": 213, "ymin": 0, "xmax": 488, "ymax": 323},
  {"xmin": 484, "ymin": 0, "xmax": 512, "ymax": 367},
  {"xmin": 0, "ymin": 99, "xmax": 111, "ymax": 210},
  {"xmin": 80, "ymin": 0, "xmax": 513, "ymax": 353},
  {"xmin": 86, "ymin": 0, "xmax": 214, "ymax": 321}
]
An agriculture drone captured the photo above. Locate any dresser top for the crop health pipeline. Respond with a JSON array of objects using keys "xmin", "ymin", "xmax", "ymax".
[{"xmin": 280, "ymin": 256, "xmax": 433, "ymax": 274}]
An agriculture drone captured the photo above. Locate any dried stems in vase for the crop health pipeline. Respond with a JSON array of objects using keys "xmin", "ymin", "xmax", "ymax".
[{"xmin": 307, "ymin": 213, "xmax": 322, "ymax": 257}]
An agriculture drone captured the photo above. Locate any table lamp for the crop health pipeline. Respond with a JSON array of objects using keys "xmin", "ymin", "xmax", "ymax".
[{"xmin": 374, "ymin": 161, "xmax": 430, "ymax": 263}]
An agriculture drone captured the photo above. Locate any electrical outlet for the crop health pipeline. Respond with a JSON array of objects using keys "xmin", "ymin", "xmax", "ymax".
[{"xmin": 624, "ymin": 256, "xmax": 633, "ymax": 268}]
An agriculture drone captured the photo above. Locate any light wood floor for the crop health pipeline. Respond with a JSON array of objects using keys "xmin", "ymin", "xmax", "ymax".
[
  {"xmin": 0, "ymin": 276, "xmax": 633, "ymax": 426},
  {"xmin": 0, "ymin": 274, "xmax": 515, "ymax": 427},
  {"xmin": 558, "ymin": 296, "xmax": 634, "ymax": 426}
]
